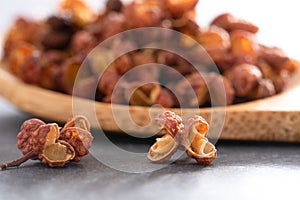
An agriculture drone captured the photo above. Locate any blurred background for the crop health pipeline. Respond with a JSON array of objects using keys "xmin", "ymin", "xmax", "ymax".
[{"xmin": 0, "ymin": 0, "xmax": 299, "ymax": 59}]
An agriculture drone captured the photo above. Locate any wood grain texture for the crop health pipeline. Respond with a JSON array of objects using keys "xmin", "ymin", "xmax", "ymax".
[{"xmin": 1, "ymin": 66, "xmax": 300, "ymax": 142}]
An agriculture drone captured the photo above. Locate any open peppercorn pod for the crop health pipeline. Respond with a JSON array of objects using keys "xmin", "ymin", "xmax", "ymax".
[
  {"xmin": 0, "ymin": 115, "xmax": 93, "ymax": 170},
  {"xmin": 148, "ymin": 111, "xmax": 217, "ymax": 164},
  {"xmin": 60, "ymin": 0, "xmax": 97, "ymax": 27},
  {"xmin": 60, "ymin": 115, "xmax": 94, "ymax": 162},
  {"xmin": 182, "ymin": 115, "xmax": 217, "ymax": 164},
  {"xmin": 210, "ymin": 12, "xmax": 259, "ymax": 34},
  {"xmin": 147, "ymin": 111, "xmax": 184, "ymax": 162},
  {"xmin": 125, "ymin": 83, "xmax": 161, "ymax": 106},
  {"xmin": 124, "ymin": 82, "xmax": 175, "ymax": 108},
  {"xmin": 33, "ymin": 123, "xmax": 76, "ymax": 167}
]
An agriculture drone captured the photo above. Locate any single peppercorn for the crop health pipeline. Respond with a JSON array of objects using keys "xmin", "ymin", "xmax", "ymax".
[
  {"xmin": 60, "ymin": 116, "xmax": 94, "ymax": 162},
  {"xmin": 17, "ymin": 118, "xmax": 46, "ymax": 156}
]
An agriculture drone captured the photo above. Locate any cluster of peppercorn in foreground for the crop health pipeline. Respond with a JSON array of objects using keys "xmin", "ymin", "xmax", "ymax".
[
  {"xmin": 2, "ymin": 0, "xmax": 298, "ymax": 108},
  {"xmin": 148, "ymin": 111, "xmax": 216, "ymax": 164},
  {"xmin": 1, "ymin": 111, "xmax": 214, "ymax": 170},
  {"xmin": 0, "ymin": 116, "xmax": 93, "ymax": 170}
]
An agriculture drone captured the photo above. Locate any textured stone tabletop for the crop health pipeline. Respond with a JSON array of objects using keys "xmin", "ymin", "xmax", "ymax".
[{"xmin": 1, "ymin": 97, "xmax": 300, "ymax": 200}]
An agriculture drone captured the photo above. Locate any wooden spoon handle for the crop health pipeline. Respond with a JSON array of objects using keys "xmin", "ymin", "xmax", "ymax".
[{"xmin": 214, "ymin": 109, "xmax": 300, "ymax": 142}]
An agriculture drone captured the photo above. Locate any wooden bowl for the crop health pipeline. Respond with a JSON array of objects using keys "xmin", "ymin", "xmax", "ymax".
[{"xmin": 1, "ymin": 64, "xmax": 300, "ymax": 142}]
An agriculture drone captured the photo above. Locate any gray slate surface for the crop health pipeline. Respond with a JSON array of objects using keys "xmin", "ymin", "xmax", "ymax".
[{"xmin": 1, "ymin": 97, "xmax": 300, "ymax": 200}]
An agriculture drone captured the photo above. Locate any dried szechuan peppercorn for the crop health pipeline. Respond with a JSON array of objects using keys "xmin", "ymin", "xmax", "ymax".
[
  {"xmin": 148, "ymin": 111, "xmax": 217, "ymax": 164},
  {"xmin": 60, "ymin": 116, "xmax": 93, "ymax": 162},
  {"xmin": 182, "ymin": 115, "xmax": 217, "ymax": 164},
  {"xmin": 148, "ymin": 111, "xmax": 184, "ymax": 162},
  {"xmin": 0, "ymin": 116, "xmax": 93, "ymax": 170},
  {"xmin": 2, "ymin": 0, "xmax": 298, "ymax": 108}
]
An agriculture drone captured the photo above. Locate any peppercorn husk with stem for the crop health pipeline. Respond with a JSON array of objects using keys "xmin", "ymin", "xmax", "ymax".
[
  {"xmin": 1, "ymin": 123, "xmax": 76, "ymax": 169},
  {"xmin": 0, "ymin": 115, "xmax": 93, "ymax": 170}
]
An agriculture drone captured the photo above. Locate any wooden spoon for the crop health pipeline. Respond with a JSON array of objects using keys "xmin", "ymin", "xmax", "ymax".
[{"xmin": 1, "ymin": 66, "xmax": 300, "ymax": 142}]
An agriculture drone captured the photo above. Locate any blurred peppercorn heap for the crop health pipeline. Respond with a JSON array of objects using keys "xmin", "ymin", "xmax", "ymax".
[{"xmin": 2, "ymin": 0, "xmax": 298, "ymax": 108}]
